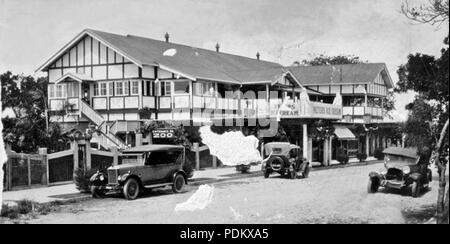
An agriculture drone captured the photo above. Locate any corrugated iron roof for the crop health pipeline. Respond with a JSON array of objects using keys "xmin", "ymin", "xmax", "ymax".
[
  {"xmin": 287, "ymin": 63, "xmax": 394, "ymax": 88},
  {"xmin": 86, "ymin": 29, "xmax": 286, "ymax": 84}
]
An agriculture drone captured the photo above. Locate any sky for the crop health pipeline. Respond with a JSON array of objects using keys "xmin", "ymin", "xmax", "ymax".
[{"xmin": 0, "ymin": 0, "xmax": 448, "ymax": 120}]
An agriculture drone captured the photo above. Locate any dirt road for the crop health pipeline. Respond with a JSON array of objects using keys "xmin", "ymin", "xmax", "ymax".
[{"xmin": 27, "ymin": 162, "xmax": 442, "ymax": 224}]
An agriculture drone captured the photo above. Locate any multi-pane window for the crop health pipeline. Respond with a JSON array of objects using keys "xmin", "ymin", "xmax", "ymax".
[
  {"xmin": 144, "ymin": 80, "xmax": 154, "ymax": 96},
  {"xmin": 49, "ymin": 83, "xmax": 75, "ymax": 98},
  {"xmin": 55, "ymin": 84, "xmax": 65, "ymax": 98},
  {"xmin": 109, "ymin": 82, "xmax": 113, "ymax": 96},
  {"xmin": 193, "ymin": 82, "xmax": 202, "ymax": 96},
  {"xmin": 131, "ymin": 81, "xmax": 139, "ymax": 95},
  {"xmin": 94, "ymin": 82, "xmax": 108, "ymax": 96},
  {"xmin": 49, "ymin": 84, "xmax": 55, "ymax": 98},
  {"xmin": 115, "ymin": 82, "xmax": 123, "ymax": 96},
  {"xmin": 66, "ymin": 83, "xmax": 79, "ymax": 97},
  {"xmin": 115, "ymin": 81, "xmax": 129, "ymax": 96},
  {"xmin": 160, "ymin": 81, "xmax": 171, "ymax": 96}
]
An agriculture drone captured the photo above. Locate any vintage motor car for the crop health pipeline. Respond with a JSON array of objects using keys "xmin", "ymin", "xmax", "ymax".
[
  {"xmin": 261, "ymin": 142, "xmax": 310, "ymax": 179},
  {"xmin": 367, "ymin": 147, "xmax": 432, "ymax": 198},
  {"xmin": 90, "ymin": 144, "xmax": 188, "ymax": 200}
]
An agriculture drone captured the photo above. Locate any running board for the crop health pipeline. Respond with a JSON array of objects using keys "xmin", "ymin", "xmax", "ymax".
[{"xmin": 144, "ymin": 183, "xmax": 172, "ymax": 189}]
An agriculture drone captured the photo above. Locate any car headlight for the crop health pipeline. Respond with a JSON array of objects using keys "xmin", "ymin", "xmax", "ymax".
[
  {"xmin": 99, "ymin": 175, "xmax": 105, "ymax": 181},
  {"xmin": 402, "ymin": 166, "xmax": 410, "ymax": 175},
  {"xmin": 117, "ymin": 175, "xmax": 122, "ymax": 181},
  {"xmin": 380, "ymin": 168, "xmax": 387, "ymax": 175}
]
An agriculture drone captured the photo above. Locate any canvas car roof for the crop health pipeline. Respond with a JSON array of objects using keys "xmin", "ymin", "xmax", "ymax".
[
  {"xmin": 122, "ymin": 144, "xmax": 184, "ymax": 153},
  {"xmin": 383, "ymin": 147, "xmax": 418, "ymax": 159}
]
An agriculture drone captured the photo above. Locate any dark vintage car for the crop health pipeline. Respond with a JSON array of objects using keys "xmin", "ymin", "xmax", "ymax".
[
  {"xmin": 90, "ymin": 144, "xmax": 188, "ymax": 200},
  {"xmin": 261, "ymin": 142, "xmax": 310, "ymax": 179},
  {"xmin": 367, "ymin": 147, "xmax": 432, "ymax": 198}
]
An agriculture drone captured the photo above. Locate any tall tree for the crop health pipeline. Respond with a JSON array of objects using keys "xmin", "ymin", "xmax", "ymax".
[
  {"xmin": 301, "ymin": 54, "xmax": 365, "ymax": 66},
  {"xmin": 398, "ymin": 0, "xmax": 449, "ymax": 224},
  {"xmin": 401, "ymin": 0, "xmax": 449, "ymax": 26},
  {"xmin": 1, "ymin": 71, "xmax": 68, "ymax": 153}
]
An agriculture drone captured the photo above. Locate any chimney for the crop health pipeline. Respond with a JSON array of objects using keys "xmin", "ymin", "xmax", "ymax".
[
  {"xmin": 164, "ymin": 32, "xmax": 169, "ymax": 43},
  {"xmin": 256, "ymin": 52, "xmax": 260, "ymax": 60},
  {"xmin": 215, "ymin": 43, "xmax": 220, "ymax": 52}
]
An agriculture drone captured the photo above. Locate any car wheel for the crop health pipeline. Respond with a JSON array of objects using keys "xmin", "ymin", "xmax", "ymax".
[
  {"xmin": 91, "ymin": 185, "xmax": 105, "ymax": 199},
  {"xmin": 172, "ymin": 173, "xmax": 186, "ymax": 193},
  {"xmin": 367, "ymin": 178, "xmax": 379, "ymax": 193},
  {"xmin": 411, "ymin": 181, "xmax": 421, "ymax": 198},
  {"xmin": 123, "ymin": 178, "xmax": 140, "ymax": 200},
  {"xmin": 302, "ymin": 165, "xmax": 310, "ymax": 178},
  {"xmin": 264, "ymin": 170, "xmax": 270, "ymax": 178}
]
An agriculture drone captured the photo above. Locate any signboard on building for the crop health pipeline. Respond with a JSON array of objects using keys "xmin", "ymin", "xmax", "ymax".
[
  {"xmin": 152, "ymin": 129, "xmax": 176, "ymax": 139},
  {"xmin": 274, "ymin": 100, "xmax": 342, "ymax": 120}
]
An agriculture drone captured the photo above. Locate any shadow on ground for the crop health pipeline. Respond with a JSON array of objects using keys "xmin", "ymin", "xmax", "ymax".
[{"xmin": 402, "ymin": 204, "xmax": 436, "ymax": 224}]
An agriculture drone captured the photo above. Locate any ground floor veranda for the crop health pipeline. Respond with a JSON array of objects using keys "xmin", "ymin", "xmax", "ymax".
[{"xmin": 58, "ymin": 117, "xmax": 402, "ymax": 167}]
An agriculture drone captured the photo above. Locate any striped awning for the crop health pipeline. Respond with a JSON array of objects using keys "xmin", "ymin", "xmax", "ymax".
[{"xmin": 333, "ymin": 126, "xmax": 356, "ymax": 140}]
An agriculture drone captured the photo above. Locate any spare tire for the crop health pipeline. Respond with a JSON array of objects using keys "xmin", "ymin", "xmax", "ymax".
[{"xmin": 267, "ymin": 156, "xmax": 284, "ymax": 171}]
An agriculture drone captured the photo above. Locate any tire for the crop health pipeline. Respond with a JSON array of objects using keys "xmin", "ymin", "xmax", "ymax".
[
  {"xmin": 267, "ymin": 156, "xmax": 284, "ymax": 171},
  {"xmin": 411, "ymin": 181, "xmax": 421, "ymax": 198},
  {"xmin": 302, "ymin": 165, "xmax": 310, "ymax": 178},
  {"xmin": 123, "ymin": 178, "xmax": 140, "ymax": 200},
  {"xmin": 172, "ymin": 173, "xmax": 186, "ymax": 193},
  {"xmin": 264, "ymin": 170, "xmax": 270, "ymax": 178},
  {"xmin": 367, "ymin": 178, "xmax": 379, "ymax": 193},
  {"xmin": 91, "ymin": 185, "xmax": 105, "ymax": 199}
]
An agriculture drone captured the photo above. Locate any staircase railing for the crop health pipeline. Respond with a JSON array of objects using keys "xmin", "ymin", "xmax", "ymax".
[
  {"xmin": 80, "ymin": 100, "xmax": 128, "ymax": 149},
  {"xmin": 80, "ymin": 100, "xmax": 104, "ymax": 127}
]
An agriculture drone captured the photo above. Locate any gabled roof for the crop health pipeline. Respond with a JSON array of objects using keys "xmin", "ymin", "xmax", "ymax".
[
  {"xmin": 54, "ymin": 72, "xmax": 95, "ymax": 84},
  {"xmin": 287, "ymin": 63, "xmax": 394, "ymax": 88},
  {"xmin": 37, "ymin": 29, "xmax": 295, "ymax": 86}
]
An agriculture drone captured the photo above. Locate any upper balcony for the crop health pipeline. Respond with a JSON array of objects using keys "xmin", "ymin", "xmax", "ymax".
[{"xmin": 342, "ymin": 106, "xmax": 383, "ymax": 118}]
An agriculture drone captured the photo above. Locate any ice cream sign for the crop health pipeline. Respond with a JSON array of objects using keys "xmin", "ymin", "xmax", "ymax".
[{"xmin": 276, "ymin": 100, "xmax": 342, "ymax": 120}]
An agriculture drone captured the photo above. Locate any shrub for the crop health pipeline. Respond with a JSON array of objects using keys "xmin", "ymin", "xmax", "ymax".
[
  {"xmin": 138, "ymin": 107, "xmax": 153, "ymax": 120},
  {"xmin": 1, "ymin": 204, "xmax": 19, "ymax": 219},
  {"xmin": 17, "ymin": 199, "xmax": 34, "ymax": 214},
  {"xmin": 357, "ymin": 152, "xmax": 368, "ymax": 162},
  {"xmin": 336, "ymin": 152, "xmax": 349, "ymax": 164},
  {"xmin": 374, "ymin": 148, "xmax": 384, "ymax": 160},
  {"xmin": 74, "ymin": 168, "xmax": 98, "ymax": 193}
]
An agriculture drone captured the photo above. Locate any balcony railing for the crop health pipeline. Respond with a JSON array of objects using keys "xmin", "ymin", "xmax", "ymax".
[{"xmin": 342, "ymin": 106, "xmax": 383, "ymax": 117}]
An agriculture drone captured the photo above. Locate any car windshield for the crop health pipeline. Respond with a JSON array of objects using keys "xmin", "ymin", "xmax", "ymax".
[{"xmin": 385, "ymin": 154, "xmax": 417, "ymax": 165}]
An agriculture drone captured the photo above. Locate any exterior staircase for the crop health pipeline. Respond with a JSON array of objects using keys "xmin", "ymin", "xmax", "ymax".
[{"xmin": 80, "ymin": 100, "xmax": 128, "ymax": 149}]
